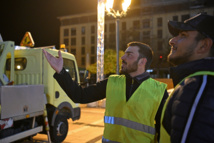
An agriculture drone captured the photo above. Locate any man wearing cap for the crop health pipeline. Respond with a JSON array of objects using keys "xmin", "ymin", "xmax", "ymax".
[{"xmin": 160, "ymin": 13, "xmax": 214, "ymax": 143}]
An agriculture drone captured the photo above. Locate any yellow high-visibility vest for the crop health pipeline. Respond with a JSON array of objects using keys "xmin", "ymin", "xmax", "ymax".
[{"xmin": 103, "ymin": 75, "xmax": 167, "ymax": 143}]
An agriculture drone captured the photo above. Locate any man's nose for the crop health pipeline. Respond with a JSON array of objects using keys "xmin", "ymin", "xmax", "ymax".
[{"xmin": 169, "ymin": 37, "xmax": 177, "ymax": 46}]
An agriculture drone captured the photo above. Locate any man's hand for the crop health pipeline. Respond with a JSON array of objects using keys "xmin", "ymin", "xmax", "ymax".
[{"xmin": 43, "ymin": 49, "xmax": 63, "ymax": 74}]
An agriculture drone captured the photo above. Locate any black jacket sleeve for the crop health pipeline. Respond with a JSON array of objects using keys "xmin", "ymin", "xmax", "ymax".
[{"xmin": 53, "ymin": 68, "xmax": 108, "ymax": 103}]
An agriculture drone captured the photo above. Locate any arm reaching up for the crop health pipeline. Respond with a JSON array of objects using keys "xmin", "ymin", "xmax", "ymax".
[{"xmin": 43, "ymin": 49, "xmax": 63, "ymax": 74}]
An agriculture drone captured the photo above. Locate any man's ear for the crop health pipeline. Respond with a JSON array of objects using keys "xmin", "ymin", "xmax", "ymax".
[
  {"xmin": 197, "ymin": 38, "xmax": 213, "ymax": 54},
  {"xmin": 138, "ymin": 58, "xmax": 147, "ymax": 66}
]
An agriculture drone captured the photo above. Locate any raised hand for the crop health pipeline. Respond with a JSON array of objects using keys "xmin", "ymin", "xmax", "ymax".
[{"xmin": 43, "ymin": 49, "xmax": 63, "ymax": 74}]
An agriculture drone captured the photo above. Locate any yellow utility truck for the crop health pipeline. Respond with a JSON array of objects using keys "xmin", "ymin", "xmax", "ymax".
[{"xmin": 0, "ymin": 40, "xmax": 80, "ymax": 142}]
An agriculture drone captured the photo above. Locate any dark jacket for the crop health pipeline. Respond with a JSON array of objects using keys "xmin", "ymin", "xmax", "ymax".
[
  {"xmin": 162, "ymin": 58, "xmax": 214, "ymax": 143},
  {"xmin": 54, "ymin": 70, "xmax": 168, "ymax": 140}
]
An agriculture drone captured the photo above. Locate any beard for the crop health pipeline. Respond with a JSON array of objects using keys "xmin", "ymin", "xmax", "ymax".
[
  {"xmin": 120, "ymin": 60, "xmax": 138, "ymax": 74},
  {"xmin": 167, "ymin": 46, "xmax": 195, "ymax": 66}
]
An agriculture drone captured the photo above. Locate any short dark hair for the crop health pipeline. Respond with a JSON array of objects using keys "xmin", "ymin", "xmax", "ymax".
[
  {"xmin": 127, "ymin": 41, "xmax": 153, "ymax": 70},
  {"xmin": 195, "ymin": 32, "xmax": 214, "ymax": 57}
]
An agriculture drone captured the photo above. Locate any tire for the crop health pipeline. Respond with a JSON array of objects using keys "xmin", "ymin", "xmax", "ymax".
[{"xmin": 50, "ymin": 115, "xmax": 68, "ymax": 143}]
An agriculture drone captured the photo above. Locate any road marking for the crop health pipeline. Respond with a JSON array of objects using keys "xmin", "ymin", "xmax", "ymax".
[{"xmin": 68, "ymin": 119, "xmax": 103, "ymax": 135}]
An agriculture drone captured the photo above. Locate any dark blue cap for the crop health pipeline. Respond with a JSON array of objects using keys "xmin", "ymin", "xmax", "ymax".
[{"xmin": 168, "ymin": 13, "xmax": 214, "ymax": 41}]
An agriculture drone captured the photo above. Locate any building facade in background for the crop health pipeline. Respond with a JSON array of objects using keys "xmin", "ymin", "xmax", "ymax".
[{"xmin": 58, "ymin": 0, "xmax": 214, "ymax": 78}]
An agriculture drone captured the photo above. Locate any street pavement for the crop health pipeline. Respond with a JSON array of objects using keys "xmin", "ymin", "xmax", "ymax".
[{"xmin": 32, "ymin": 106, "xmax": 105, "ymax": 143}]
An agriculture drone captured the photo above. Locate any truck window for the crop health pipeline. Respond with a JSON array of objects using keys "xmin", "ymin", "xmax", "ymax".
[
  {"xmin": 6, "ymin": 58, "xmax": 27, "ymax": 71},
  {"xmin": 63, "ymin": 58, "xmax": 77, "ymax": 82}
]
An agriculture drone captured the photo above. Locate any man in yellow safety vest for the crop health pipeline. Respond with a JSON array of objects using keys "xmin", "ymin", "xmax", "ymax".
[{"xmin": 43, "ymin": 41, "xmax": 168, "ymax": 143}]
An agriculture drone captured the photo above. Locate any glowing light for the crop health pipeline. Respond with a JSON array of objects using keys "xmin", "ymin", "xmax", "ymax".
[
  {"xmin": 105, "ymin": 0, "xmax": 114, "ymax": 12},
  {"xmin": 105, "ymin": 0, "xmax": 131, "ymax": 18},
  {"xmin": 122, "ymin": 0, "xmax": 131, "ymax": 12},
  {"xmin": 17, "ymin": 65, "xmax": 21, "ymax": 69},
  {"xmin": 105, "ymin": 0, "xmax": 131, "ymax": 74},
  {"xmin": 65, "ymin": 69, "xmax": 70, "ymax": 72}
]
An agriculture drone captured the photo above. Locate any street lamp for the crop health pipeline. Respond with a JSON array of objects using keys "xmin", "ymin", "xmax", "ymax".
[{"xmin": 105, "ymin": 0, "xmax": 131, "ymax": 74}]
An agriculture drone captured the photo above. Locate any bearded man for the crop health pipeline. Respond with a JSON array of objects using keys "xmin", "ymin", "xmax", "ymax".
[{"xmin": 43, "ymin": 41, "xmax": 168, "ymax": 143}]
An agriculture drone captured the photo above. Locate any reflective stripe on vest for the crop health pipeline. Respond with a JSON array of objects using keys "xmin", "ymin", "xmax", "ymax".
[
  {"xmin": 104, "ymin": 116, "xmax": 156, "ymax": 135},
  {"xmin": 181, "ymin": 75, "xmax": 208, "ymax": 143},
  {"xmin": 160, "ymin": 71, "xmax": 214, "ymax": 143},
  {"xmin": 102, "ymin": 137, "xmax": 120, "ymax": 143}
]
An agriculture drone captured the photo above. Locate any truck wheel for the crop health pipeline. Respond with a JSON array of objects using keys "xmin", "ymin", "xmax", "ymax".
[{"xmin": 50, "ymin": 115, "xmax": 68, "ymax": 143}]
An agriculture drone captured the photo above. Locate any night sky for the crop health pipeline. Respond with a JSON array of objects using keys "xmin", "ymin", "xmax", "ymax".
[
  {"xmin": 0, "ymin": 0, "xmax": 97, "ymax": 48},
  {"xmin": 1, "ymin": 0, "xmax": 139, "ymax": 48}
]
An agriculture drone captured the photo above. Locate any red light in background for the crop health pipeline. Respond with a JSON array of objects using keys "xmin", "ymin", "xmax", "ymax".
[{"xmin": 159, "ymin": 55, "xmax": 163, "ymax": 59}]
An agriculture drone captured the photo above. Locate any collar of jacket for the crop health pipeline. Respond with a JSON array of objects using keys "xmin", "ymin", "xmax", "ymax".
[
  {"xmin": 124, "ymin": 72, "xmax": 150, "ymax": 84},
  {"xmin": 170, "ymin": 57, "xmax": 214, "ymax": 86}
]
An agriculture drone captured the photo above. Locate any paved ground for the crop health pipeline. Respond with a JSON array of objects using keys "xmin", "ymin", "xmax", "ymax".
[{"xmin": 31, "ymin": 106, "xmax": 105, "ymax": 143}]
